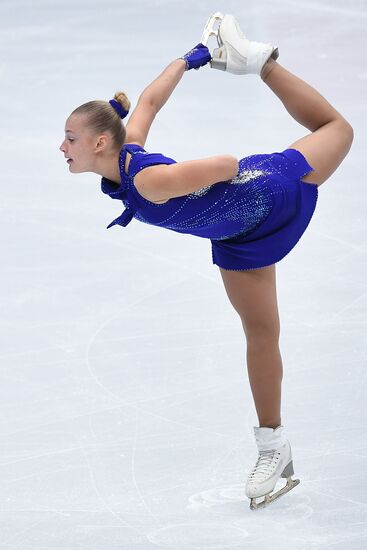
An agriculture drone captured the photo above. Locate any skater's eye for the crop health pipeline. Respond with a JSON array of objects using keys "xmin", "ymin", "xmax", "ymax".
[{"xmin": 68, "ymin": 138, "xmax": 75, "ymax": 142}]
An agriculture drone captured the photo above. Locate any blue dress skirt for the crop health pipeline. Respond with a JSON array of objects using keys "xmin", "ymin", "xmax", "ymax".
[{"xmin": 210, "ymin": 148, "xmax": 319, "ymax": 271}]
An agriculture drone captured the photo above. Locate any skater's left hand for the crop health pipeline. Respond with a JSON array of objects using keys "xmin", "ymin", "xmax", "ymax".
[{"xmin": 180, "ymin": 43, "xmax": 211, "ymax": 70}]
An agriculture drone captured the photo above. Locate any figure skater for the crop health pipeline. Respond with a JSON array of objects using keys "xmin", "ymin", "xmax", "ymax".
[{"xmin": 59, "ymin": 13, "xmax": 353, "ymax": 510}]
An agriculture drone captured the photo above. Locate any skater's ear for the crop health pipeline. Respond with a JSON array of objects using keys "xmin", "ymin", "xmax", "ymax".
[{"xmin": 94, "ymin": 133, "xmax": 110, "ymax": 153}]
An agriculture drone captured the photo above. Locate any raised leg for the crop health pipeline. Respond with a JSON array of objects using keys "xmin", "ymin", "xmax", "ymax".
[
  {"xmin": 209, "ymin": 13, "xmax": 353, "ymax": 185},
  {"xmin": 261, "ymin": 59, "xmax": 354, "ymax": 186},
  {"xmin": 219, "ymin": 264, "xmax": 282, "ymax": 429}
]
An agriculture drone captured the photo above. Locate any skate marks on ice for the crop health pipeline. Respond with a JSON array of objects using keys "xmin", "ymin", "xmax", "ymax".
[
  {"xmin": 187, "ymin": 483, "xmax": 313, "ymax": 517},
  {"xmin": 187, "ymin": 484, "xmax": 246, "ymax": 509},
  {"xmin": 147, "ymin": 523, "xmax": 249, "ymax": 549},
  {"xmin": 147, "ymin": 499, "xmax": 314, "ymax": 550}
]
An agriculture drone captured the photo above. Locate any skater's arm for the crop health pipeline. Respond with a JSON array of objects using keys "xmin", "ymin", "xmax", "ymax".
[
  {"xmin": 134, "ymin": 155, "xmax": 239, "ymax": 201},
  {"xmin": 126, "ymin": 43, "xmax": 210, "ymax": 146},
  {"xmin": 125, "ymin": 59, "xmax": 186, "ymax": 146},
  {"xmin": 133, "ymin": 42, "xmax": 210, "ymax": 114},
  {"xmin": 143, "ymin": 58, "xmax": 187, "ymax": 113}
]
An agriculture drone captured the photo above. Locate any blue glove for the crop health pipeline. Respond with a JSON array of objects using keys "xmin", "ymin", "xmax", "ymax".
[{"xmin": 180, "ymin": 43, "xmax": 211, "ymax": 71}]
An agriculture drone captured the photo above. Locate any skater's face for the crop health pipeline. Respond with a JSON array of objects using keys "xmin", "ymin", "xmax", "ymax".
[{"xmin": 59, "ymin": 114, "xmax": 109, "ymax": 173}]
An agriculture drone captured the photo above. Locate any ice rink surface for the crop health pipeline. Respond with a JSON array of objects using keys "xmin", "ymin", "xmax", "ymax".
[{"xmin": 0, "ymin": 0, "xmax": 366, "ymax": 548}]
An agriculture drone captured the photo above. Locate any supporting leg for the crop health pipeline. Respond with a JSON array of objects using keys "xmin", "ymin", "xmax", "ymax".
[
  {"xmin": 246, "ymin": 338, "xmax": 283, "ymax": 429},
  {"xmin": 218, "ymin": 265, "xmax": 300, "ymax": 509},
  {"xmin": 219, "ymin": 264, "xmax": 282, "ymax": 428}
]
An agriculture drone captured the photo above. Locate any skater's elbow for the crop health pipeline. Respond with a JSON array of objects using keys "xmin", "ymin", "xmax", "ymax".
[
  {"xmin": 202, "ymin": 154, "xmax": 239, "ymax": 185},
  {"xmin": 199, "ymin": 154, "xmax": 239, "ymax": 183},
  {"xmin": 222, "ymin": 155, "xmax": 239, "ymax": 180}
]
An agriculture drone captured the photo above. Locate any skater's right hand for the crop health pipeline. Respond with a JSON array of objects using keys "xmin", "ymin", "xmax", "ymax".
[{"xmin": 179, "ymin": 43, "xmax": 211, "ymax": 70}]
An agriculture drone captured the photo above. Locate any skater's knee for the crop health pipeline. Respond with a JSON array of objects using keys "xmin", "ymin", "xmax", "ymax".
[
  {"xmin": 332, "ymin": 117, "xmax": 354, "ymax": 150},
  {"xmin": 241, "ymin": 316, "xmax": 280, "ymax": 344},
  {"xmin": 289, "ymin": 118, "xmax": 354, "ymax": 186},
  {"xmin": 342, "ymin": 118, "xmax": 354, "ymax": 151}
]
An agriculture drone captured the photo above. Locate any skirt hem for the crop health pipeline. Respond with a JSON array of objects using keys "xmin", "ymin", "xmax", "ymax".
[{"xmin": 211, "ymin": 179, "xmax": 319, "ymax": 271}]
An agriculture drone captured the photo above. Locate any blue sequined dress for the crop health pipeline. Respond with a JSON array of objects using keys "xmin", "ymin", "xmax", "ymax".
[{"xmin": 101, "ymin": 143, "xmax": 318, "ymax": 271}]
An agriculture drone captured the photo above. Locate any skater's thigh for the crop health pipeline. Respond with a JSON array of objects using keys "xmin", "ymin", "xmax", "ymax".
[
  {"xmin": 288, "ymin": 119, "xmax": 353, "ymax": 186},
  {"xmin": 219, "ymin": 264, "xmax": 280, "ymax": 341}
]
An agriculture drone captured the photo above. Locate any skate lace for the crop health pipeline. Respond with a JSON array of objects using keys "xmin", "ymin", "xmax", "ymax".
[{"xmin": 249, "ymin": 449, "xmax": 280, "ymax": 481}]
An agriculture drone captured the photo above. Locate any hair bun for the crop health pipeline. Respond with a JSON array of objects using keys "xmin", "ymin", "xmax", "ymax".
[
  {"xmin": 114, "ymin": 91, "xmax": 131, "ymax": 113},
  {"xmin": 109, "ymin": 91, "xmax": 131, "ymax": 119},
  {"xmin": 109, "ymin": 100, "xmax": 127, "ymax": 119}
]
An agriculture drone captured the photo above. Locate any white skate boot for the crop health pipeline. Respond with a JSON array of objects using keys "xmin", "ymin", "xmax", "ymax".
[
  {"xmin": 209, "ymin": 13, "xmax": 279, "ymax": 75},
  {"xmin": 246, "ymin": 425, "xmax": 300, "ymax": 510}
]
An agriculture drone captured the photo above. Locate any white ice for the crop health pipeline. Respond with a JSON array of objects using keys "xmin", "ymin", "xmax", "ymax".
[{"xmin": 0, "ymin": 0, "xmax": 366, "ymax": 548}]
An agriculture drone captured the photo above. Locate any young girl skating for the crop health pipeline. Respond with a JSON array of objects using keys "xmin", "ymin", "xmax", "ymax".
[{"xmin": 60, "ymin": 13, "xmax": 353, "ymax": 509}]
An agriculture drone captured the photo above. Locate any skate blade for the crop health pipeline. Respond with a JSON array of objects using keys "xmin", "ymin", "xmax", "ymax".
[
  {"xmin": 201, "ymin": 12, "xmax": 224, "ymax": 46},
  {"xmin": 249, "ymin": 476, "xmax": 300, "ymax": 510}
]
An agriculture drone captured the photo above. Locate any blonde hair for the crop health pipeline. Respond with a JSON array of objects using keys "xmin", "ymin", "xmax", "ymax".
[{"xmin": 71, "ymin": 91, "xmax": 131, "ymax": 151}]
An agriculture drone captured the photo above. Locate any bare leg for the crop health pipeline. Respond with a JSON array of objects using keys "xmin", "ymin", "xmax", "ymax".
[
  {"xmin": 217, "ymin": 61, "xmax": 353, "ymax": 429},
  {"xmin": 246, "ymin": 339, "xmax": 283, "ymax": 429},
  {"xmin": 260, "ymin": 59, "xmax": 353, "ymax": 186},
  {"xmin": 219, "ymin": 264, "xmax": 282, "ymax": 429}
]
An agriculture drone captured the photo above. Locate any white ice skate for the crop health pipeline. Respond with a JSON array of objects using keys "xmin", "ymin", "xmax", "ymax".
[
  {"xmin": 246, "ymin": 425, "xmax": 300, "ymax": 510},
  {"xmin": 208, "ymin": 13, "xmax": 279, "ymax": 75}
]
